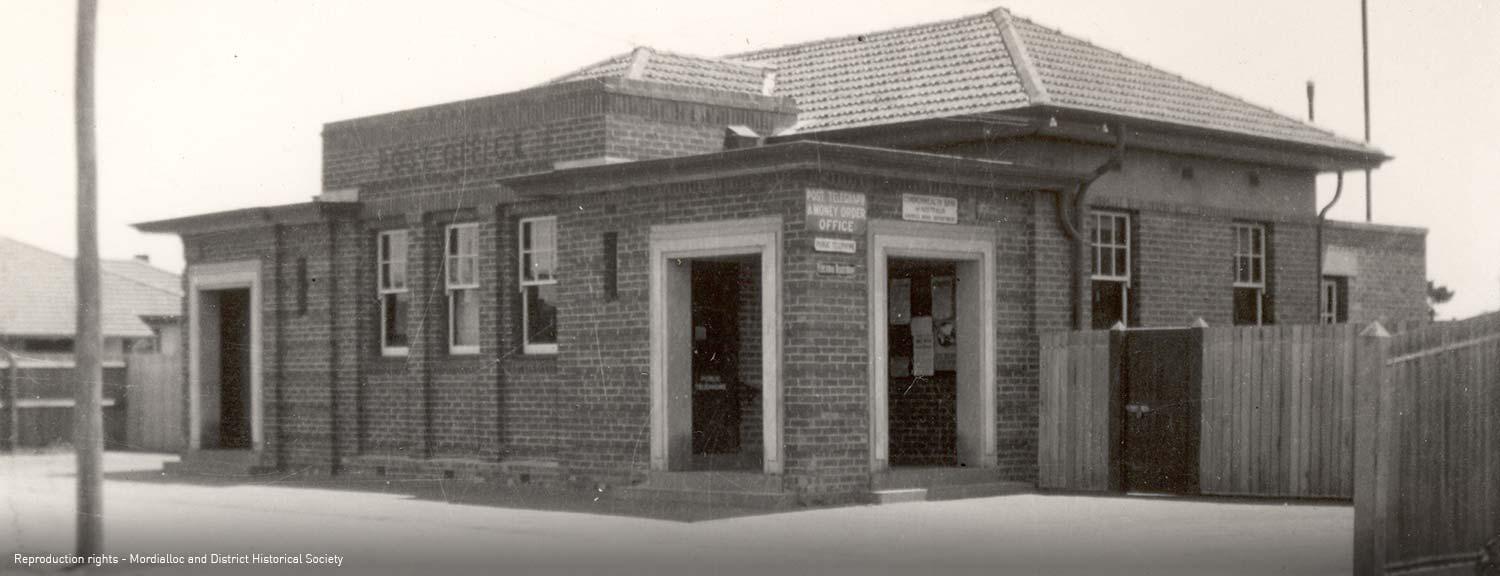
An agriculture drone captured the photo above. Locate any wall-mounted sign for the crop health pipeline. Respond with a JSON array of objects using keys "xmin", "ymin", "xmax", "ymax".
[
  {"xmin": 816, "ymin": 262, "xmax": 856, "ymax": 276},
  {"xmin": 902, "ymin": 193, "xmax": 959, "ymax": 224},
  {"xmin": 814, "ymin": 237, "xmax": 856, "ymax": 253},
  {"xmin": 806, "ymin": 188, "xmax": 867, "ymax": 235}
]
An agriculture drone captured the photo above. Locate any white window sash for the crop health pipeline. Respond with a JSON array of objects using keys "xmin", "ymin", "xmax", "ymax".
[
  {"xmin": 1233, "ymin": 224, "xmax": 1266, "ymax": 288},
  {"xmin": 1091, "ymin": 211, "xmax": 1131, "ymax": 282},
  {"xmin": 378, "ymin": 230, "xmax": 410, "ymax": 294},
  {"xmin": 519, "ymin": 216, "xmax": 558, "ymax": 287},
  {"xmin": 446, "ymin": 223, "xmax": 480, "ymax": 290},
  {"xmin": 519, "ymin": 216, "xmax": 559, "ymax": 355}
]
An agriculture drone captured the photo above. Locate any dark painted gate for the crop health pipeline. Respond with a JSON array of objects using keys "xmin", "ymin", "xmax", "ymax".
[{"xmin": 1119, "ymin": 328, "xmax": 1201, "ymax": 494}]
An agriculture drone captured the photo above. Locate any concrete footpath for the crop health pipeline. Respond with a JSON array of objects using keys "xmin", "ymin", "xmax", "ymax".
[{"xmin": 2, "ymin": 452, "xmax": 1350, "ymax": 575}]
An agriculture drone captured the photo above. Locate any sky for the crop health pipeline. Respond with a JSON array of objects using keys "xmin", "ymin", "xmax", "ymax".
[{"xmin": 2, "ymin": 0, "xmax": 1497, "ymax": 319}]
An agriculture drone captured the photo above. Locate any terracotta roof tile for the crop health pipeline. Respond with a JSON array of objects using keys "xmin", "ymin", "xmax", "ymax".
[
  {"xmin": 1007, "ymin": 15, "xmax": 1367, "ymax": 151},
  {"xmin": 548, "ymin": 8, "xmax": 1375, "ymax": 154},
  {"xmin": 733, "ymin": 15, "xmax": 1028, "ymax": 131}
]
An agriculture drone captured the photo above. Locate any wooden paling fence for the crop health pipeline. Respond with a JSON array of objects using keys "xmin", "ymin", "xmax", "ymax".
[
  {"xmin": 125, "ymin": 352, "xmax": 186, "ymax": 452},
  {"xmin": 1355, "ymin": 312, "xmax": 1500, "ymax": 576},
  {"xmin": 1039, "ymin": 324, "xmax": 1372, "ymax": 498},
  {"xmin": 1199, "ymin": 324, "xmax": 1361, "ymax": 498},
  {"xmin": 1038, "ymin": 330, "xmax": 1112, "ymax": 491}
]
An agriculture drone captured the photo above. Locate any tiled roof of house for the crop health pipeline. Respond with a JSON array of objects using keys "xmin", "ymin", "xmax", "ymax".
[
  {"xmin": 554, "ymin": 8, "xmax": 1373, "ymax": 154},
  {"xmin": 0, "ymin": 236, "xmax": 181, "ymax": 339},
  {"xmin": 553, "ymin": 47, "xmax": 771, "ymax": 95}
]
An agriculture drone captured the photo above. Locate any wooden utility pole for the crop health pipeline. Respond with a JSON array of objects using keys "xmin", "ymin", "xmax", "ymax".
[
  {"xmin": 1362, "ymin": 0, "xmax": 1373, "ymax": 222},
  {"xmin": 74, "ymin": 0, "xmax": 104, "ymax": 558}
]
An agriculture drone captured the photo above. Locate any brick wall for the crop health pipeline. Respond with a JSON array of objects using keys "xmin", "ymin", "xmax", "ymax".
[{"xmin": 1325, "ymin": 221, "xmax": 1428, "ymax": 325}]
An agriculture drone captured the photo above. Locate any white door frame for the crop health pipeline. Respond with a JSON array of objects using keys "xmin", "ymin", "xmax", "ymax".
[
  {"xmin": 649, "ymin": 217, "xmax": 783, "ymax": 474},
  {"xmin": 867, "ymin": 220, "xmax": 996, "ymax": 472},
  {"xmin": 187, "ymin": 260, "xmax": 264, "ymax": 451}
]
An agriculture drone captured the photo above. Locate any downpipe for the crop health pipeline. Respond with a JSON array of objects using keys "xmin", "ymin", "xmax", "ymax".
[{"xmin": 1055, "ymin": 123, "xmax": 1126, "ymax": 331}]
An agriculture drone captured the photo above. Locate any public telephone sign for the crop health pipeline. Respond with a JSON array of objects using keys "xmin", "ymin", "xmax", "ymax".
[{"xmin": 805, "ymin": 188, "xmax": 866, "ymax": 235}]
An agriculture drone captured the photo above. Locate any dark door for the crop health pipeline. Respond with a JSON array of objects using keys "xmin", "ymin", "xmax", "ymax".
[
  {"xmin": 218, "ymin": 288, "xmax": 252, "ymax": 449},
  {"xmin": 1120, "ymin": 329, "xmax": 1200, "ymax": 494},
  {"xmin": 691, "ymin": 261, "xmax": 741, "ymax": 455}
]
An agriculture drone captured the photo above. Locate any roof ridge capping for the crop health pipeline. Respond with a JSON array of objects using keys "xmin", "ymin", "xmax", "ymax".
[{"xmin": 988, "ymin": 7, "xmax": 1049, "ymax": 105}]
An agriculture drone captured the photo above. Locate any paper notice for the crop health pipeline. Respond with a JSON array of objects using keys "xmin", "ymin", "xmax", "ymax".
[
  {"xmin": 911, "ymin": 316, "xmax": 934, "ymax": 376},
  {"xmin": 889, "ymin": 278, "xmax": 911, "ymax": 325},
  {"xmin": 932, "ymin": 276, "xmax": 954, "ymax": 320}
]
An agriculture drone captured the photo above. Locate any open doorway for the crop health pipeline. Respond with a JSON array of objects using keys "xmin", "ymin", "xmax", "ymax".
[
  {"xmin": 649, "ymin": 217, "xmax": 781, "ymax": 475},
  {"xmin": 688, "ymin": 256, "xmax": 763, "ymax": 471},
  {"xmin": 868, "ymin": 222, "xmax": 995, "ymax": 473},
  {"xmin": 886, "ymin": 258, "xmax": 959, "ymax": 466},
  {"xmin": 188, "ymin": 260, "xmax": 262, "ymax": 453},
  {"xmin": 197, "ymin": 288, "xmax": 252, "ymax": 449}
]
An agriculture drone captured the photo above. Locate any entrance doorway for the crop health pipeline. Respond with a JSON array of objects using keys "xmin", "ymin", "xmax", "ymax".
[
  {"xmin": 649, "ymin": 217, "xmax": 782, "ymax": 474},
  {"xmin": 886, "ymin": 258, "xmax": 959, "ymax": 466},
  {"xmin": 868, "ymin": 221, "xmax": 996, "ymax": 472},
  {"xmin": 198, "ymin": 288, "xmax": 252, "ymax": 449},
  {"xmin": 688, "ymin": 257, "xmax": 761, "ymax": 471},
  {"xmin": 188, "ymin": 260, "xmax": 262, "ymax": 452}
]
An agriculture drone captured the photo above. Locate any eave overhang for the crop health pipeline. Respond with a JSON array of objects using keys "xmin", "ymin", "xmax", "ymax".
[
  {"xmin": 501, "ymin": 140, "xmax": 1089, "ymax": 198},
  {"xmin": 133, "ymin": 201, "xmax": 358, "ymax": 236}
]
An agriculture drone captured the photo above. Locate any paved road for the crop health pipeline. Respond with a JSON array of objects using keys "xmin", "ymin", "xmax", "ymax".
[{"xmin": 2, "ymin": 452, "xmax": 1350, "ymax": 575}]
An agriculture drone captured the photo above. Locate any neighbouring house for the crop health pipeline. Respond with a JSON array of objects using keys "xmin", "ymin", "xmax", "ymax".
[
  {"xmin": 0, "ymin": 236, "xmax": 183, "ymax": 449},
  {"xmin": 135, "ymin": 7, "xmax": 1427, "ymax": 503}
]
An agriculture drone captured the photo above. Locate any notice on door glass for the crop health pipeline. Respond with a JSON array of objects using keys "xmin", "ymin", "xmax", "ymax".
[
  {"xmin": 889, "ymin": 278, "xmax": 911, "ymax": 325},
  {"xmin": 911, "ymin": 316, "xmax": 934, "ymax": 377}
]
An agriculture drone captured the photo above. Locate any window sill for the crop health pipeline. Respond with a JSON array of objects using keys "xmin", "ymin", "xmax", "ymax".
[
  {"xmin": 381, "ymin": 347, "xmax": 409, "ymax": 357},
  {"xmin": 449, "ymin": 346, "xmax": 481, "ymax": 356}
]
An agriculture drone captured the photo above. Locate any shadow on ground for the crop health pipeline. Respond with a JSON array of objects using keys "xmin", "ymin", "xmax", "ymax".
[{"xmin": 99, "ymin": 467, "xmax": 813, "ymax": 523}]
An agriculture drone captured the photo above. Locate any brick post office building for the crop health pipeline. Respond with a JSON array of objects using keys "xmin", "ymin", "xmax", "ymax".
[{"xmin": 138, "ymin": 8, "xmax": 1426, "ymax": 503}]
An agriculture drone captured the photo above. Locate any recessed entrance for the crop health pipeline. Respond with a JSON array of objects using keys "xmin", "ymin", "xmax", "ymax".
[
  {"xmin": 187, "ymin": 260, "xmax": 262, "ymax": 452},
  {"xmin": 687, "ymin": 257, "xmax": 762, "ymax": 471},
  {"xmin": 886, "ymin": 258, "xmax": 960, "ymax": 466},
  {"xmin": 649, "ymin": 217, "xmax": 782, "ymax": 474},
  {"xmin": 868, "ymin": 221, "xmax": 995, "ymax": 473},
  {"xmin": 199, "ymin": 288, "xmax": 253, "ymax": 449}
]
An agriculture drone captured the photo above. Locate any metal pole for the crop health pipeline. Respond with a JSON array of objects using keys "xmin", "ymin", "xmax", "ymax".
[
  {"xmin": 74, "ymin": 0, "xmax": 104, "ymax": 558},
  {"xmin": 1362, "ymin": 0, "xmax": 1373, "ymax": 222}
]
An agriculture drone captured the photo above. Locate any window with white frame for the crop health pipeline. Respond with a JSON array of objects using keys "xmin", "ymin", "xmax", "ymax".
[
  {"xmin": 446, "ymin": 223, "xmax": 480, "ymax": 354},
  {"xmin": 378, "ymin": 229, "xmax": 410, "ymax": 355},
  {"xmin": 1321, "ymin": 276, "xmax": 1347, "ymax": 324},
  {"xmin": 1090, "ymin": 211, "xmax": 1131, "ymax": 329},
  {"xmin": 1232, "ymin": 223, "xmax": 1268, "ymax": 325},
  {"xmin": 519, "ymin": 216, "xmax": 558, "ymax": 354}
]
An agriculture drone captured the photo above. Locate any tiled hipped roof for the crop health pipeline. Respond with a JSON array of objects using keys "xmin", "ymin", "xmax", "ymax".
[
  {"xmin": 553, "ymin": 8, "xmax": 1375, "ymax": 155},
  {"xmin": 0, "ymin": 237, "xmax": 182, "ymax": 339}
]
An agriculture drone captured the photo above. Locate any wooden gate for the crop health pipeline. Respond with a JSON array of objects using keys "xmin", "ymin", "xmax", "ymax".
[
  {"xmin": 1120, "ymin": 329, "xmax": 1201, "ymax": 494},
  {"xmin": 126, "ymin": 352, "xmax": 186, "ymax": 452},
  {"xmin": 1355, "ymin": 313, "xmax": 1500, "ymax": 575},
  {"xmin": 1040, "ymin": 324, "xmax": 1364, "ymax": 499}
]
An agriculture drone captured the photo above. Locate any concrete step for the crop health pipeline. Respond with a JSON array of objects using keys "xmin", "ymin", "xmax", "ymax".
[
  {"xmin": 165, "ymin": 450, "xmax": 271, "ymax": 478},
  {"xmin": 872, "ymin": 466, "xmax": 1001, "ymax": 490},
  {"xmin": 871, "ymin": 488, "xmax": 928, "ymax": 504},
  {"xmin": 643, "ymin": 471, "xmax": 782, "ymax": 493},
  {"xmin": 925, "ymin": 481, "xmax": 1031, "ymax": 501},
  {"xmin": 616, "ymin": 486, "xmax": 796, "ymax": 510}
]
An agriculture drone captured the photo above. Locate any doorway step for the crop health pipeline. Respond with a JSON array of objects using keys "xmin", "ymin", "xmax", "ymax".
[
  {"xmin": 164, "ymin": 449, "xmax": 271, "ymax": 478},
  {"xmin": 617, "ymin": 471, "xmax": 794, "ymax": 510},
  {"xmin": 871, "ymin": 467, "xmax": 1031, "ymax": 504}
]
